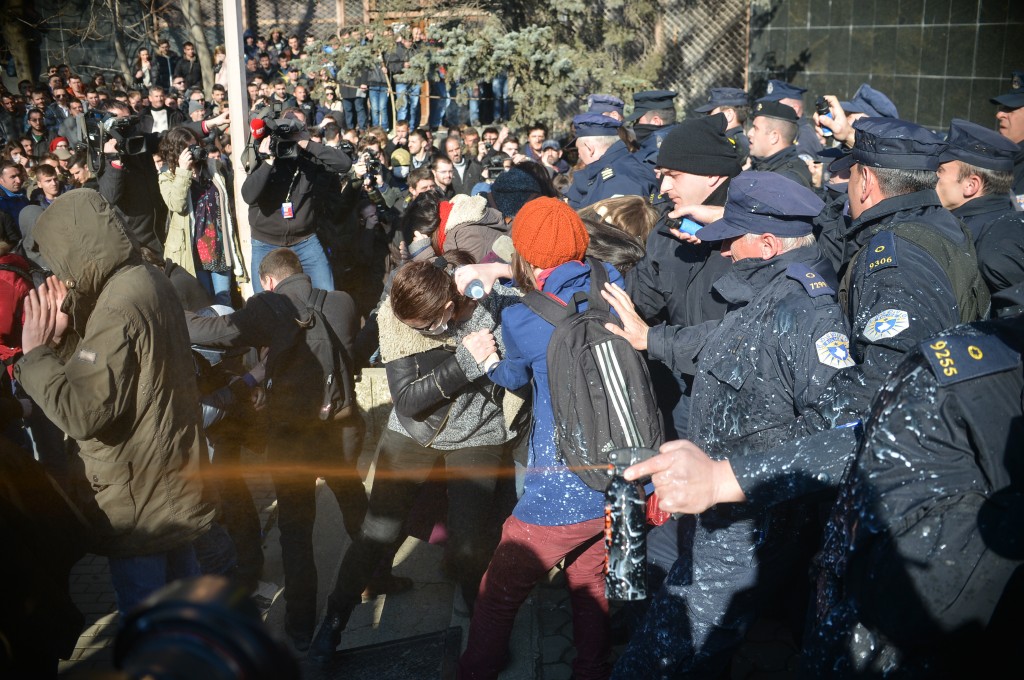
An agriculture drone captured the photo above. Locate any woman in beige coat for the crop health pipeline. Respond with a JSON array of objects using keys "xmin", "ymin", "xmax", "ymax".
[{"xmin": 158, "ymin": 126, "xmax": 246, "ymax": 304}]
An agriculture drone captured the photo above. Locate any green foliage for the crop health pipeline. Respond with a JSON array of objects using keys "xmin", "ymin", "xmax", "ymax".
[{"xmin": 293, "ymin": 0, "xmax": 665, "ymax": 131}]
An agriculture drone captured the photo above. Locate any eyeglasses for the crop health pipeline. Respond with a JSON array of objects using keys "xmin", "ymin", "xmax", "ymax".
[{"xmin": 28, "ymin": 117, "xmax": 43, "ymax": 122}]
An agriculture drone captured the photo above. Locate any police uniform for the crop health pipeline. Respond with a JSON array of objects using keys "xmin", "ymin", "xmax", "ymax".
[
  {"xmin": 615, "ymin": 173, "xmax": 851, "ymax": 679},
  {"xmin": 564, "ymin": 113, "xmax": 659, "ymax": 210},
  {"xmin": 628, "ymin": 90, "xmax": 679, "ymax": 167},
  {"xmin": 989, "ymin": 70, "xmax": 1024, "ymax": 207},
  {"xmin": 806, "ymin": 313, "xmax": 1024, "ymax": 677},
  {"xmin": 695, "ymin": 87, "xmax": 751, "ymax": 165},
  {"xmin": 941, "ymin": 118, "xmax": 1024, "ymax": 302},
  {"xmin": 750, "ymin": 100, "xmax": 814, "ymax": 189},
  {"xmin": 726, "ymin": 118, "xmax": 991, "ymax": 508},
  {"xmin": 758, "ymin": 79, "xmax": 822, "ymax": 154},
  {"xmin": 587, "ymin": 93, "xmax": 624, "ymax": 118}
]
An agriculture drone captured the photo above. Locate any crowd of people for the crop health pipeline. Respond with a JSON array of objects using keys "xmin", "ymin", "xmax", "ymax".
[{"xmin": 1, "ymin": 22, "xmax": 1023, "ymax": 680}]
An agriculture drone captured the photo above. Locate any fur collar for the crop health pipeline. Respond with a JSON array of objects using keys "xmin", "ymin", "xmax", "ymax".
[{"xmin": 377, "ymin": 296, "xmax": 454, "ymax": 363}]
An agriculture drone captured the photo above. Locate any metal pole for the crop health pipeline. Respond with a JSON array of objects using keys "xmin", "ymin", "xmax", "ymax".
[{"xmin": 222, "ymin": 0, "xmax": 253, "ymax": 299}]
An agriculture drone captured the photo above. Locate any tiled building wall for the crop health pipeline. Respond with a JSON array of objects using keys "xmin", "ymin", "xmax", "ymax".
[{"xmin": 748, "ymin": 0, "xmax": 1024, "ymax": 131}]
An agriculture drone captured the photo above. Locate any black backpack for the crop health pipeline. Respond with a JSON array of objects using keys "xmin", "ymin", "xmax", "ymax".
[
  {"xmin": 523, "ymin": 258, "xmax": 663, "ymax": 491},
  {"xmin": 266, "ymin": 289, "xmax": 357, "ymax": 423}
]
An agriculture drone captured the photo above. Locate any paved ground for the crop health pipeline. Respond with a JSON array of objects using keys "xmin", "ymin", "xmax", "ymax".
[{"xmin": 57, "ymin": 369, "xmax": 800, "ymax": 678}]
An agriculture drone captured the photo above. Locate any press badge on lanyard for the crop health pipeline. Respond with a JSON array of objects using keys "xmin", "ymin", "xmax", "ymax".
[{"xmin": 281, "ymin": 167, "xmax": 300, "ymax": 219}]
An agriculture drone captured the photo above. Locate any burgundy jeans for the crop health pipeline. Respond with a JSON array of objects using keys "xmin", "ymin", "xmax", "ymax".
[{"xmin": 458, "ymin": 515, "xmax": 611, "ymax": 680}]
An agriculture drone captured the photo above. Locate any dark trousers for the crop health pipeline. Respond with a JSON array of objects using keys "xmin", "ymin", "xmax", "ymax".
[
  {"xmin": 269, "ymin": 414, "xmax": 367, "ymax": 632},
  {"xmin": 327, "ymin": 427, "xmax": 506, "ymax": 613},
  {"xmin": 342, "ymin": 97, "xmax": 368, "ymax": 130}
]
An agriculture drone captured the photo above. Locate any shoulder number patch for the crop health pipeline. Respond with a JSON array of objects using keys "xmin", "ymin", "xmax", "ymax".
[
  {"xmin": 815, "ymin": 332, "xmax": 855, "ymax": 368},
  {"xmin": 921, "ymin": 334, "xmax": 1021, "ymax": 386},
  {"xmin": 863, "ymin": 309, "xmax": 910, "ymax": 342},
  {"xmin": 787, "ymin": 263, "xmax": 835, "ymax": 298},
  {"xmin": 865, "ymin": 231, "xmax": 898, "ymax": 275}
]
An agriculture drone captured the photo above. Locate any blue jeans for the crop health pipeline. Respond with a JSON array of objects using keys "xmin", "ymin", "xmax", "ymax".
[
  {"xmin": 249, "ymin": 234, "xmax": 334, "ymax": 293},
  {"xmin": 467, "ymin": 83, "xmax": 481, "ymax": 126},
  {"xmin": 396, "ymin": 82, "xmax": 421, "ymax": 126},
  {"xmin": 343, "ymin": 97, "xmax": 368, "ymax": 130},
  {"xmin": 108, "ymin": 543, "xmax": 201, "ymax": 615},
  {"xmin": 492, "ymin": 73, "xmax": 509, "ymax": 121},
  {"xmin": 194, "ymin": 269, "xmax": 233, "ymax": 307},
  {"xmin": 429, "ymin": 79, "xmax": 449, "ymax": 129},
  {"xmin": 368, "ymin": 85, "xmax": 389, "ymax": 130}
]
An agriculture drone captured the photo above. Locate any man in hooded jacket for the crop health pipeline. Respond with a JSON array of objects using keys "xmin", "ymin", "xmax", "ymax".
[{"xmin": 14, "ymin": 189, "xmax": 216, "ymax": 615}]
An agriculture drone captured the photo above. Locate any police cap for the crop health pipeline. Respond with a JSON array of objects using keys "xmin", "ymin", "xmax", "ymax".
[
  {"xmin": 757, "ymin": 79, "xmax": 807, "ymax": 102},
  {"xmin": 829, "ymin": 118, "xmax": 948, "ymax": 173},
  {"xmin": 990, "ymin": 70, "xmax": 1024, "ymax": 109},
  {"xmin": 626, "ymin": 90, "xmax": 678, "ymax": 122},
  {"xmin": 939, "ymin": 118, "xmax": 1018, "ymax": 173},
  {"xmin": 573, "ymin": 113, "xmax": 623, "ymax": 137},
  {"xmin": 695, "ymin": 171, "xmax": 824, "ymax": 241},
  {"xmin": 840, "ymin": 83, "xmax": 899, "ymax": 119},
  {"xmin": 694, "ymin": 87, "xmax": 749, "ymax": 113},
  {"xmin": 753, "ymin": 100, "xmax": 799, "ymax": 123},
  {"xmin": 588, "ymin": 93, "xmax": 625, "ymax": 116}
]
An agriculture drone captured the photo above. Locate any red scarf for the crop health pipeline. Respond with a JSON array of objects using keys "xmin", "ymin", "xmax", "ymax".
[{"xmin": 436, "ymin": 200, "xmax": 454, "ymax": 251}]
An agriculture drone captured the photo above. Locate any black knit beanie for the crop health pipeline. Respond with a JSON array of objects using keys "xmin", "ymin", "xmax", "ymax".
[
  {"xmin": 491, "ymin": 167, "xmax": 543, "ymax": 220},
  {"xmin": 655, "ymin": 112, "xmax": 742, "ymax": 177}
]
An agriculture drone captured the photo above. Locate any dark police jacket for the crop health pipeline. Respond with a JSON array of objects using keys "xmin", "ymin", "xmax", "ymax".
[
  {"xmin": 750, "ymin": 144, "xmax": 813, "ymax": 189},
  {"xmin": 564, "ymin": 139, "xmax": 658, "ymax": 210},
  {"xmin": 633, "ymin": 123, "xmax": 676, "ymax": 167},
  {"xmin": 954, "ymin": 193, "xmax": 1024, "ymax": 301},
  {"xmin": 650, "ymin": 246, "xmax": 849, "ymax": 457},
  {"xmin": 727, "ymin": 190, "xmax": 988, "ymax": 507},
  {"xmin": 806, "ymin": 315, "xmax": 1024, "ymax": 676}
]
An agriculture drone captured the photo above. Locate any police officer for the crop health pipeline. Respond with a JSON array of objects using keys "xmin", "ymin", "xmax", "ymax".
[
  {"xmin": 805, "ymin": 307, "xmax": 1024, "ymax": 676},
  {"xmin": 935, "ymin": 118, "xmax": 1024, "ymax": 305},
  {"xmin": 627, "ymin": 89, "xmax": 679, "ymax": 167},
  {"xmin": 989, "ymin": 69, "xmax": 1024, "ymax": 206},
  {"xmin": 587, "ymin": 93, "xmax": 625, "ymax": 122},
  {"xmin": 694, "ymin": 87, "xmax": 750, "ymax": 165},
  {"xmin": 748, "ymin": 100, "xmax": 813, "ymax": 188},
  {"xmin": 564, "ymin": 112, "xmax": 658, "ymax": 210},
  {"xmin": 618, "ymin": 115, "xmax": 992, "ymax": 547},
  {"xmin": 605, "ymin": 172, "xmax": 853, "ymax": 679},
  {"xmin": 758, "ymin": 78, "xmax": 822, "ymax": 153}
]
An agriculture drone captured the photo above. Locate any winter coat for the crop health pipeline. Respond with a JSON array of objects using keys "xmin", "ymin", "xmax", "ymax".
[
  {"xmin": 376, "ymin": 286, "xmax": 525, "ymax": 449},
  {"xmin": 565, "ymin": 140, "xmax": 659, "ymax": 210},
  {"xmin": 488, "ymin": 259, "xmax": 624, "ymax": 526},
  {"xmin": 158, "ymin": 161, "xmax": 247, "ymax": 281},
  {"xmin": 186, "ymin": 272, "xmax": 359, "ymax": 429},
  {"xmin": 750, "ymin": 145, "xmax": 813, "ymax": 189},
  {"xmin": 954, "ymin": 193, "xmax": 1024, "ymax": 302},
  {"xmin": 437, "ymin": 194, "xmax": 509, "ymax": 263},
  {"xmin": 14, "ymin": 189, "xmax": 216, "ymax": 557},
  {"xmin": 806, "ymin": 315, "xmax": 1024, "ymax": 676}
]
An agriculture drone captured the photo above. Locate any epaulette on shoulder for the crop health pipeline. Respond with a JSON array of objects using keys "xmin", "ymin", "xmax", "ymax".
[
  {"xmin": 919, "ymin": 332, "xmax": 1021, "ymax": 386},
  {"xmin": 600, "ymin": 166, "xmax": 616, "ymax": 181},
  {"xmin": 864, "ymin": 231, "xmax": 897, "ymax": 275},
  {"xmin": 786, "ymin": 262, "xmax": 835, "ymax": 297}
]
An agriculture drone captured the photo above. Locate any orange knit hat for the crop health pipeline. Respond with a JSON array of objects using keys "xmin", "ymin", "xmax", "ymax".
[{"xmin": 511, "ymin": 197, "xmax": 590, "ymax": 269}]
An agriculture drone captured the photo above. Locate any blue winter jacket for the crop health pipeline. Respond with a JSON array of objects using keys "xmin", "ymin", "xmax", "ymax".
[{"xmin": 488, "ymin": 259, "xmax": 623, "ymax": 526}]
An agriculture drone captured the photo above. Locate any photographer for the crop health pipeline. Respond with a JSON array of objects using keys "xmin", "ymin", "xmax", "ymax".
[
  {"xmin": 241, "ymin": 109, "xmax": 352, "ymax": 292},
  {"xmin": 158, "ymin": 126, "xmax": 245, "ymax": 305}
]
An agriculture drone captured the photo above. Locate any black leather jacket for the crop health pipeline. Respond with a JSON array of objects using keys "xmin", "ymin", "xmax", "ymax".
[{"xmin": 385, "ymin": 344, "xmax": 478, "ymax": 446}]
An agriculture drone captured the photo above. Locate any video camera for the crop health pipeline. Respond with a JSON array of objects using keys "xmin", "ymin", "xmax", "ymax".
[
  {"xmin": 74, "ymin": 112, "xmax": 147, "ymax": 174},
  {"xmin": 250, "ymin": 112, "xmax": 306, "ymax": 160}
]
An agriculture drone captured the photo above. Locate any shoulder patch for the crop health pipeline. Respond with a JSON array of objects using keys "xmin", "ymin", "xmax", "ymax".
[
  {"xmin": 864, "ymin": 231, "xmax": 898, "ymax": 275},
  {"xmin": 863, "ymin": 309, "xmax": 910, "ymax": 342},
  {"xmin": 815, "ymin": 332, "xmax": 855, "ymax": 368},
  {"xmin": 920, "ymin": 333, "xmax": 1021, "ymax": 386},
  {"xmin": 786, "ymin": 263, "xmax": 835, "ymax": 297},
  {"xmin": 601, "ymin": 167, "xmax": 615, "ymax": 181}
]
